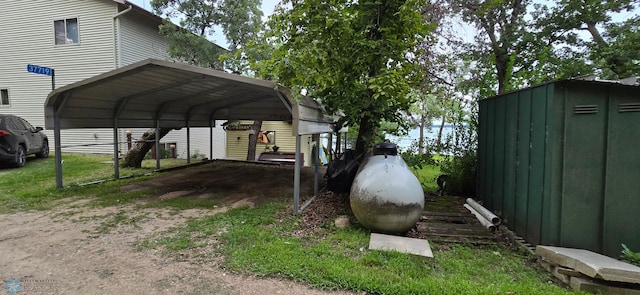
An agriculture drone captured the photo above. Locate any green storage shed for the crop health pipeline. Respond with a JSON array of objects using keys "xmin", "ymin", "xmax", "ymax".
[{"xmin": 477, "ymin": 78, "xmax": 640, "ymax": 257}]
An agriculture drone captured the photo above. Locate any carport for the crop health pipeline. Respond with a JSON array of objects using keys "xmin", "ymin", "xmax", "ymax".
[{"xmin": 44, "ymin": 58, "xmax": 339, "ymax": 213}]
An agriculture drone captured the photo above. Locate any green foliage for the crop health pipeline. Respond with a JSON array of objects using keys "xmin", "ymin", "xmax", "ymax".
[
  {"xmin": 438, "ymin": 150, "xmax": 477, "ymax": 196},
  {"xmin": 191, "ymin": 149, "xmax": 206, "ymax": 159},
  {"xmin": 533, "ymin": 0, "xmax": 640, "ymax": 79},
  {"xmin": 449, "ymin": 0, "xmax": 531, "ymax": 95},
  {"xmin": 256, "ymin": 0, "xmax": 433, "ymax": 155},
  {"xmin": 434, "ymin": 103, "xmax": 478, "ymax": 196},
  {"xmin": 409, "ymin": 161, "xmax": 441, "ymax": 192},
  {"xmin": 151, "ymin": 0, "xmax": 263, "ymax": 73},
  {"xmin": 142, "ymin": 202, "xmax": 576, "ymax": 294},
  {"xmin": 157, "ymin": 21, "xmax": 227, "ymax": 69},
  {"xmin": 622, "ymin": 244, "xmax": 640, "ymax": 266}
]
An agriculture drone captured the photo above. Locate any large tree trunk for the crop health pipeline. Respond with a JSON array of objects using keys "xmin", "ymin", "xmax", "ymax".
[
  {"xmin": 246, "ymin": 120, "xmax": 263, "ymax": 161},
  {"xmin": 121, "ymin": 127, "xmax": 173, "ymax": 168},
  {"xmin": 437, "ymin": 113, "xmax": 446, "ymax": 148},
  {"xmin": 418, "ymin": 113, "xmax": 426, "ymax": 154},
  {"xmin": 355, "ymin": 115, "xmax": 376, "ymax": 160}
]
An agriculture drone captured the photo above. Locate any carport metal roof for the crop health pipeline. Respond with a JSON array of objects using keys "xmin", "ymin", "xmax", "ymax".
[
  {"xmin": 45, "ymin": 59, "xmax": 338, "ymax": 214},
  {"xmin": 45, "ymin": 59, "xmax": 293, "ymax": 129}
]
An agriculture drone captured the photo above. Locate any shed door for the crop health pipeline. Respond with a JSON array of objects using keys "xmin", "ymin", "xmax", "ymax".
[
  {"xmin": 561, "ymin": 89, "xmax": 607, "ymax": 252},
  {"xmin": 603, "ymin": 93, "xmax": 640, "ymax": 256}
]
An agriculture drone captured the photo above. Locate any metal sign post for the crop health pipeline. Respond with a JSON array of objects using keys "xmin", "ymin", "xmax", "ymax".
[{"xmin": 27, "ymin": 64, "xmax": 60, "ymax": 187}]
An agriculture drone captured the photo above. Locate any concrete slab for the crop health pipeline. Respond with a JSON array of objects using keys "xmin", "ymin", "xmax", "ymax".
[
  {"xmin": 537, "ymin": 245, "xmax": 640, "ymax": 284},
  {"xmin": 368, "ymin": 233, "xmax": 433, "ymax": 258}
]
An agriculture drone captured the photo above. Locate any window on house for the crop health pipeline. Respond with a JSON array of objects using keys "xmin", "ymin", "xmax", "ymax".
[
  {"xmin": 0, "ymin": 89, "xmax": 9, "ymax": 106},
  {"xmin": 54, "ymin": 18, "xmax": 79, "ymax": 45}
]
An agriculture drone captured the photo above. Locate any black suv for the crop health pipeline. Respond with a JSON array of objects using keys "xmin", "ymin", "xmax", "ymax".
[{"xmin": 0, "ymin": 114, "xmax": 49, "ymax": 167}]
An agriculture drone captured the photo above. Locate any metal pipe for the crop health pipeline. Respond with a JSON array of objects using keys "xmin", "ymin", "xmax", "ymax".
[
  {"xmin": 313, "ymin": 134, "xmax": 319, "ymax": 198},
  {"xmin": 112, "ymin": 5, "xmax": 133, "ymax": 68},
  {"xmin": 464, "ymin": 204, "xmax": 496, "ymax": 232},
  {"xmin": 155, "ymin": 119, "xmax": 160, "ymax": 170},
  {"xmin": 209, "ymin": 119, "xmax": 213, "ymax": 160},
  {"xmin": 112, "ymin": 119, "xmax": 120, "ymax": 179},
  {"xmin": 466, "ymin": 198, "xmax": 501, "ymax": 225},
  {"xmin": 186, "ymin": 119, "xmax": 191, "ymax": 164},
  {"xmin": 293, "ymin": 135, "xmax": 301, "ymax": 214}
]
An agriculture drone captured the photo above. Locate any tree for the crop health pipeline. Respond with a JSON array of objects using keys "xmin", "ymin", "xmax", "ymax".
[
  {"xmin": 121, "ymin": 0, "xmax": 265, "ymax": 168},
  {"xmin": 256, "ymin": 0, "xmax": 432, "ymax": 158},
  {"xmin": 534, "ymin": 0, "xmax": 640, "ymax": 79},
  {"xmin": 449, "ymin": 0, "xmax": 531, "ymax": 95},
  {"xmin": 151, "ymin": 0, "xmax": 264, "ymax": 72},
  {"xmin": 121, "ymin": 128, "xmax": 173, "ymax": 168}
]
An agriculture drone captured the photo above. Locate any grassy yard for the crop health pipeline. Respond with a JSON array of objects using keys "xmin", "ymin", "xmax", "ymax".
[
  {"xmin": 0, "ymin": 154, "xmax": 583, "ymax": 294},
  {"xmin": 0, "ymin": 154, "xmax": 187, "ymax": 213},
  {"xmin": 140, "ymin": 202, "xmax": 578, "ymax": 295}
]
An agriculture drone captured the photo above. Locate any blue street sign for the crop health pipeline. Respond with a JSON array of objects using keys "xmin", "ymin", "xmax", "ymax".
[{"xmin": 27, "ymin": 64, "xmax": 54, "ymax": 76}]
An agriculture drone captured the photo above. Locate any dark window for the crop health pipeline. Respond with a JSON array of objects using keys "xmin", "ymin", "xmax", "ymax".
[
  {"xmin": 54, "ymin": 18, "xmax": 79, "ymax": 45},
  {"xmin": 19, "ymin": 118, "xmax": 35, "ymax": 131},
  {"xmin": 5, "ymin": 118, "xmax": 20, "ymax": 131},
  {"xmin": 0, "ymin": 89, "xmax": 9, "ymax": 105}
]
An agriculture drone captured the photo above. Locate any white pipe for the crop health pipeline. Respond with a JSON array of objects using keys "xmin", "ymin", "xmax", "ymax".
[
  {"xmin": 466, "ymin": 198, "xmax": 501, "ymax": 225},
  {"xmin": 113, "ymin": 5, "xmax": 133, "ymax": 68},
  {"xmin": 464, "ymin": 204, "xmax": 496, "ymax": 232}
]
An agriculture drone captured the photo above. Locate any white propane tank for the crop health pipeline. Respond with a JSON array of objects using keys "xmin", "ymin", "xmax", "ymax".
[{"xmin": 349, "ymin": 143, "xmax": 424, "ymax": 234}]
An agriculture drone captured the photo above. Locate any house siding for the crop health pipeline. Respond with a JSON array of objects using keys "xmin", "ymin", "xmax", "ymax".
[
  {"xmin": 1, "ymin": 0, "xmax": 116, "ymax": 132},
  {"xmin": 118, "ymin": 12, "xmax": 169, "ymax": 66},
  {"xmin": 2, "ymin": 0, "xmax": 120, "ymax": 154},
  {"xmin": 225, "ymin": 121, "xmax": 313, "ymax": 166},
  {"xmin": 1, "ymin": 0, "xmax": 226, "ymax": 158}
]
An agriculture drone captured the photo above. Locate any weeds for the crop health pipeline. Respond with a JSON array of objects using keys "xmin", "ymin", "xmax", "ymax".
[{"xmin": 622, "ymin": 244, "xmax": 640, "ymax": 266}]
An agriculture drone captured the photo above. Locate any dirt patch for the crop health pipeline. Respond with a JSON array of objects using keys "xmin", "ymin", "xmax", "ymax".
[
  {"xmin": 0, "ymin": 161, "xmax": 501, "ymax": 294},
  {"xmin": 129, "ymin": 161, "xmax": 324, "ymax": 206},
  {"xmin": 0, "ymin": 161, "xmax": 353, "ymax": 295}
]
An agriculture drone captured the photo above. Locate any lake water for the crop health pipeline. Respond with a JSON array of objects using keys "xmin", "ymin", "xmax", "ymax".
[{"xmin": 386, "ymin": 125, "xmax": 454, "ymax": 151}]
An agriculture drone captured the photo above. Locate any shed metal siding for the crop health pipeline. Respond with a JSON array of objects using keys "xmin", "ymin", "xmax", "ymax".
[
  {"xmin": 502, "ymin": 93, "xmax": 518, "ymax": 226},
  {"xmin": 478, "ymin": 79, "xmax": 640, "ymax": 257},
  {"xmin": 492, "ymin": 97, "xmax": 506, "ymax": 216},
  {"xmin": 603, "ymin": 88, "xmax": 640, "ymax": 255},
  {"xmin": 560, "ymin": 83, "xmax": 607, "ymax": 251},
  {"xmin": 514, "ymin": 89, "xmax": 532, "ymax": 238}
]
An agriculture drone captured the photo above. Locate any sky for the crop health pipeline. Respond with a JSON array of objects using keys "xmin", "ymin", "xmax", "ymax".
[{"xmin": 127, "ymin": 0, "xmax": 280, "ymax": 48}]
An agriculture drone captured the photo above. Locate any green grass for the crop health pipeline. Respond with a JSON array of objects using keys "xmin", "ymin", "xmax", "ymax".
[
  {"xmin": 411, "ymin": 164, "xmax": 441, "ymax": 192},
  {"xmin": 0, "ymin": 154, "xmax": 188, "ymax": 213},
  {"xmin": 141, "ymin": 202, "xmax": 581, "ymax": 295},
  {"xmin": 0, "ymin": 153, "xmax": 583, "ymax": 294}
]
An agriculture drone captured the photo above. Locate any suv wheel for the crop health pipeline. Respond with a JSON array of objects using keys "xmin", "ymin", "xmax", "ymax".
[
  {"xmin": 36, "ymin": 141, "xmax": 49, "ymax": 158},
  {"xmin": 14, "ymin": 146, "xmax": 26, "ymax": 168}
]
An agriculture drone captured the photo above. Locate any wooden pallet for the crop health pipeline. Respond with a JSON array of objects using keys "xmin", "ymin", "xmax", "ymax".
[{"xmin": 417, "ymin": 211, "xmax": 499, "ymax": 244}]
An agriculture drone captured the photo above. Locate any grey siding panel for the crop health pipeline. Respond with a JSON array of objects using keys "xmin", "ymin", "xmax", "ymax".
[
  {"xmin": 121, "ymin": 124, "xmax": 226, "ymax": 160},
  {"xmin": 118, "ymin": 15, "xmax": 169, "ymax": 66},
  {"xmin": 1, "ymin": 0, "xmax": 117, "ymax": 154},
  {"xmin": 0, "ymin": 0, "xmax": 185, "ymax": 154}
]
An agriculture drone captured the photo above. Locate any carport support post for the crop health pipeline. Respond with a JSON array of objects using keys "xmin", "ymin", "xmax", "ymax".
[
  {"xmin": 54, "ymin": 114, "xmax": 63, "ymax": 188},
  {"xmin": 186, "ymin": 120, "xmax": 191, "ymax": 164},
  {"xmin": 112, "ymin": 121, "xmax": 120, "ymax": 179},
  {"xmin": 209, "ymin": 120, "xmax": 213, "ymax": 160},
  {"xmin": 294, "ymin": 134, "xmax": 301, "ymax": 214},
  {"xmin": 155, "ymin": 120, "xmax": 161, "ymax": 170},
  {"xmin": 313, "ymin": 134, "xmax": 319, "ymax": 198}
]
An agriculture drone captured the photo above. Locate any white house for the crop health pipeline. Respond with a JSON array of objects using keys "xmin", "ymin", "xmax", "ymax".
[{"xmin": 0, "ymin": 0, "xmax": 227, "ymax": 159}]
